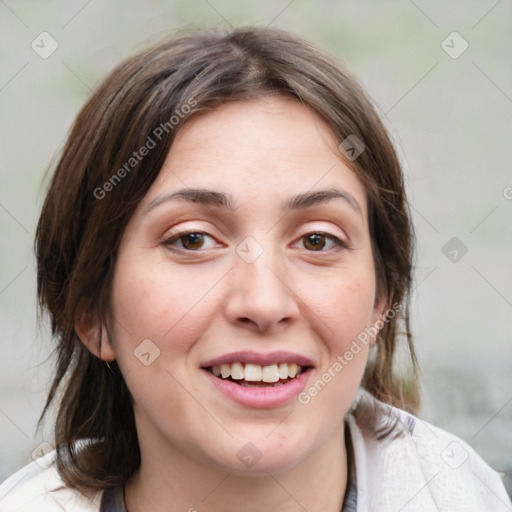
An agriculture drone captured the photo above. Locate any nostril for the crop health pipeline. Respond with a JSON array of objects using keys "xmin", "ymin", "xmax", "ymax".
[{"xmin": 232, "ymin": 310, "xmax": 295, "ymax": 333}]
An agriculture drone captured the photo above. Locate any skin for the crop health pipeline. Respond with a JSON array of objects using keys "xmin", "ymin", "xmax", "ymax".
[{"xmin": 77, "ymin": 97, "xmax": 387, "ymax": 512}]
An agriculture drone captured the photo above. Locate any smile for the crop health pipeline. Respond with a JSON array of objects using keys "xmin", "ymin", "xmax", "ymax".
[
  {"xmin": 201, "ymin": 351, "xmax": 314, "ymax": 407},
  {"xmin": 207, "ymin": 362, "xmax": 305, "ymax": 387}
]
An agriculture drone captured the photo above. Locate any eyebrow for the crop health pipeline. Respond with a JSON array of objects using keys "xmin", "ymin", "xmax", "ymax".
[
  {"xmin": 284, "ymin": 189, "xmax": 361, "ymax": 216},
  {"xmin": 144, "ymin": 189, "xmax": 233, "ymax": 213},
  {"xmin": 143, "ymin": 187, "xmax": 362, "ymax": 216}
]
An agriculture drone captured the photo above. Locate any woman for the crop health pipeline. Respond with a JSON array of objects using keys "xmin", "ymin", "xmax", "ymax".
[{"xmin": 0, "ymin": 26, "xmax": 509, "ymax": 511}]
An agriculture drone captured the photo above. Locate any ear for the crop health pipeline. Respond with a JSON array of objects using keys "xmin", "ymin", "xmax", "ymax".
[
  {"xmin": 75, "ymin": 306, "xmax": 116, "ymax": 361},
  {"xmin": 369, "ymin": 295, "xmax": 391, "ymax": 348}
]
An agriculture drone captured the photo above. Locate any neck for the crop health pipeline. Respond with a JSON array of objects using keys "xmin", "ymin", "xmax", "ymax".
[{"xmin": 124, "ymin": 423, "xmax": 348, "ymax": 512}]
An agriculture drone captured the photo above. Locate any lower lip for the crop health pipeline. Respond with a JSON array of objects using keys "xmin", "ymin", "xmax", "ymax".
[{"xmin": 202, "ymin": 369, "xmax": 312, "ymax": 408}]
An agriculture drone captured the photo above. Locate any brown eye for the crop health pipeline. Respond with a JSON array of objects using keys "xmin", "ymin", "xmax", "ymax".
[
  {"xmin": 303, "ymin": 233, "xmax": 326, "ymax": 251},
  {"xmin": 164, "ymin": 232, "xmax": 219, "ymax": 251},
  {"xmin": 298, "ymin": 232, "xmax": 345, "ymax": 252},
  {"xmin": 181, "ymin": 233, "xmax": 205, "ymax": 250}
]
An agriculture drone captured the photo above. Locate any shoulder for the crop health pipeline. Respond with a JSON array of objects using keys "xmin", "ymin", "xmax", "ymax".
[
  {"xmin": 0, "ymin": 450, "xmax": 103, "ymax": 512},
  {"xmin": 346, "ymin": 394, "xmax": 512, "ymax": 512}
]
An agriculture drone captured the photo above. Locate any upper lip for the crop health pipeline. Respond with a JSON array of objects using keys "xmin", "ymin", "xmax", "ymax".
[{"xmin": 201, "ymin": 350, "xmax": 315, "ymax": 368}]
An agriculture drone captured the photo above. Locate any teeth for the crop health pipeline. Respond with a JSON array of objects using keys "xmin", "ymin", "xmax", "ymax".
[
  {"xmin": 262, "ymin": 364, "xmax": 280, "ymax": 383},
  {"xmin": 231, "ymin": 362, "xmax": 244, "ymax": 380},
  {"xmin": 210, "ymin": 362, "xmax": 305, "ymax": 383},
  {"xmin": 244, "ymin": 364, "xmax": 262, "ymax": 381},
  {"xmin": 220, "ymin": 364, "xmax": 231, "ymax": 379}
]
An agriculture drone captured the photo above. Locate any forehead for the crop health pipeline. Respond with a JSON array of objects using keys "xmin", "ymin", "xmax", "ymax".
[{"xmin": 138, "ymin": 97, "xmax": 368, "ymax": 217}]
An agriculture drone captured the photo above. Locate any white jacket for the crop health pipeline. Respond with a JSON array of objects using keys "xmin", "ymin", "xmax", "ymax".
[{"xmin": 1, "ymin": 405, "xmax": 510, "ymax": 511}]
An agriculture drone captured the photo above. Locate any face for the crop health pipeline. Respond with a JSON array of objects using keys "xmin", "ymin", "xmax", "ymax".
[{"xmin": 99, "ymin": 97, "xmax": 386, "ymax": 475}]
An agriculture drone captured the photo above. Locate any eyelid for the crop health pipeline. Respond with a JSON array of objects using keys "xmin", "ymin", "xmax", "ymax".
[
  {"xmin": 160, "ymin": 220, "xmax": 222, "ymax": 243},
  {"xmin": 295, "ymin": 220, "xmax": 349, "ymax": 243}
]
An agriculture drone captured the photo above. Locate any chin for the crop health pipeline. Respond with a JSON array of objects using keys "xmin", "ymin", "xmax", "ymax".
[{"xmin": 204, "ymin": 424, "xmax": 327, "ymax": 476}]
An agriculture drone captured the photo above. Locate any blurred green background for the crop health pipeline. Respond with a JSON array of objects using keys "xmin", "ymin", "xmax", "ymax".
[{"xmin": 1, "ymin": 0, "xmax": 511, "ymax": 498}]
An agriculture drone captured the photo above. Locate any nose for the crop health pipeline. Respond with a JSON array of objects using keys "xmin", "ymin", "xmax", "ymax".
[{"xmin": 224, "ymin": 245, "xmax": 300, "ymax": 333}]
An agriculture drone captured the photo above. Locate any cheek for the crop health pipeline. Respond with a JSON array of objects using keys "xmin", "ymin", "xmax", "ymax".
[
  {"xmin": 109, "ymin": 251, "xmax": 228, "ymax": 357},
  {"xmin": 308, "ymin": 272, "xmax": 377, "ymax": 350},
  {"xmin": 297, "ymin": 277, "xmax": 374, "ymax": 416},
  {"xmin": 107, "ymin": 254, "xmax": 225, "ymax": 417}
]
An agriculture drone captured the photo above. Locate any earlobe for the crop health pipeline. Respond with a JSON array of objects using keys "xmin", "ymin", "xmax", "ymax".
[
  {"xmin": 75, "ymin": 307, "xmax": 116, "ymax": 362},
  {"xmin": 369, "ymin": 296, "xmax": 391, "ymax": 347}
]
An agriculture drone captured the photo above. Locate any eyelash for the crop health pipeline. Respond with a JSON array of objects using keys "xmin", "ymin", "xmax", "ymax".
[
  {"xmin": 162, "ymin": 231, "xmax": 221, "ymax": 252},
  {"xmin": 162, "ymin": 230, "xmax": 347, "ymax": 253}
]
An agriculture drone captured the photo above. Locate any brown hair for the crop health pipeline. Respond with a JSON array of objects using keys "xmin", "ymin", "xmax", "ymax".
[{"xmin": 35, "ymin": 26, "xmax": 418, "ymax": 494}]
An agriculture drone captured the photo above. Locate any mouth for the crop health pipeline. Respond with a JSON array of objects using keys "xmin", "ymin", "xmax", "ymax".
[
  {"xmin": 204, "ymin": 362, "xmax": 313, "ymax": 387},
  {"xmin": 200, "ymin": 351, "xmax": 315, "ymax": 406}
]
